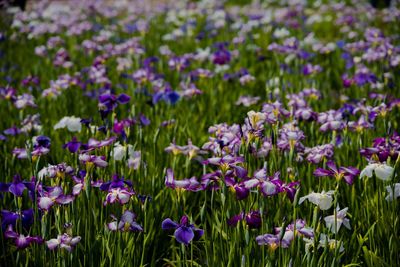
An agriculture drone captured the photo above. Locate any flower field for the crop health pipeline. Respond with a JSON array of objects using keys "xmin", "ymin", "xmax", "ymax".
[{"xmin": 0, "ymin": 0, "xmax": 399, "ymax": 266}]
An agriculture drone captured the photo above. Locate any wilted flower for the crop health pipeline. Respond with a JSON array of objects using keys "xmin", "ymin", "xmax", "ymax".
[{"xmin": 161, "ymin": 215, "xmax": 204, "ymax": 245}]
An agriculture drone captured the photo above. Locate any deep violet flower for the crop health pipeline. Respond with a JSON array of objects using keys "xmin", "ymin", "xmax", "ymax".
[
  {"xmin": 314, "ymin": 161, "xmax": 360, "ymax": 185},
  {"xmin": 98, "ymin": 93, "xmax": 131, "ymax": 118},
  {"xmin": 162, "ymin": 215, "xmax": 203, "ymax": 245},
  {"xmin": 63, "ymin": 137, "xmax": 81, "ymax": 153},
  {"xmin": 5, "ymin": 225, "xmax": 43, "ymax": 249},
  {"xmin": 0, "ymin": 175, "xmax": 35, "ymax": 197},
  {"xmin": 1, "ymin": 209, "xmax": 34, "ymax": 230},
  {"xmin": 227, "ymin": 210, "xmax": 262, "ymax": 229}
]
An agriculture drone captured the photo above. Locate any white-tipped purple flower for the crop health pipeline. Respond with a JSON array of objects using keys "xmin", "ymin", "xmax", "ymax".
[
  {"xmin": 46, "ymin": 233, "xmax": 81, "ymax": 252},
  {"xmin": 107, "ymin": 211, "xmax": 143, "ymax": 232}
]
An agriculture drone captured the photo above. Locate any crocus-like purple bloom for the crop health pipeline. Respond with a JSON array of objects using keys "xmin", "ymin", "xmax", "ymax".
[
  {"xmin": 107, "ymin": 210, "xmax": 143, "ymax": 232},
  {"xmin": 314, "ymin": 161, "xmax": 360, "ymax": 185},
  {"xmin": 162, "ymin": 215, "xmax": 203, "ymax": 245}
]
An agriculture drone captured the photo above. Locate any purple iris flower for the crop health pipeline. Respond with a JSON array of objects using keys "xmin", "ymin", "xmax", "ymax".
[
  {"xmin": 360, "ymin": 133, "xmax": 400, "ymax": 162},
  {"xmin": 79, "ymin": 154, "xmax": 108, "ymax": 168},
  {"xmin": 314, "ymin": 161, "xmax": 360, "ymax": 185},
  {"xmin": 162, "ymin": 215, "xmax": 204, "ymax": 245},
  {"xmin": 1, "ymin": 209, "xmax": 34, "ymax": 230},
  {"xmin": 3, "ymin": 126, "xmax": 21, "ymax": 136},
  {"xmin": 5, "ymin": 225, "xmax": 43, "ymax": 249},
  {"xmin": 100, "ymin": 174, "xmax": 133, "ymax": 191},
  {"xmin": 165, "ymin": 169, "xmax": 203, "ymax": 192},
  {"xmin": 107, "ymin": 210, "xmax": 143, "ymax": 232},
  {"xmin": 63, "ymin": 137, "xmax": 81, "ymax": 153},
  {"xmin": 71, "ymin": 170, "xmax": 86, "ymax": 196},
  {"xmin": 244, "ymin": 170, "xmax": 282, "ymax": 197},
  {"xmin": 104, "ymin": 188, "xmax": 134, "ymax": 206},
  {"xmin": 37, "ymin": 186, "xmax": 75, "ymax": 211},
  {"xmin": 34, "ymin": 135, "xmax": 51, "ymax": 149},
  {"xmin": 225, "ymin": 175, "xmax": 249, "ymax": 200},
  {"xmin": 227, "ymin": 210, "xmax": 262, "ymax": 229},
  {"xmin": 46, "ymin": 233, "xmax": 81, "ymax": 252},
  {"xmin": 227, "ymin": 212, "xmax": 244, "ymax": 227},
  {"xmin": 98, "ymin": 92, "xmax": 131, "ymax": 118},
  {"xmin": 212, "ymin": 48, "xmax": 231, "ymax": 65},
  {"xmin": 152, "ymin": 90, "xmax": 180, "ymax": 105},
  {"xmin": 0, "ymin": 175, "xmax": 35, "ymax": 197}
]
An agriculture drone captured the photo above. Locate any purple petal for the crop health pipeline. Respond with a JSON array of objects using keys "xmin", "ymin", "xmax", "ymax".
[
  {"xmin": 193, "ymin": 228, "xmax": 204, "ymax": 240},
  {"xmin": 174, "ymin": 226, "xmax": 194, "ymax": 245},
  {"xmin": 117, "ymin": 93, "xmax": 131, "ymax": 104},
  {"xmin": 326, "ymin": 161, "xmax": 338, "ymax": 173},
  {"xmin": 162, "ymin": 218, "xmax": 179, "ymax": 230},
  {"xmin": 313, "ymin": 168, "xmax": 333, "ymax": 177},
  {"xmin": 129, "ymin": 222, "xmax": 143, "ymax": 232},
  {"xmin": 46, "ymin": 238, "xmax": 60, "ymax": 250},
  {"xmin": 56, "ymin": 195, "xmax": 75, "ymax": 205},
  {"xmin": 38, "ymin": 197, "xmax": 54, "ymax": 210},
  {"xmin": 9, "ymin": 182, "xmax": 26, "ymax": 197}
]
